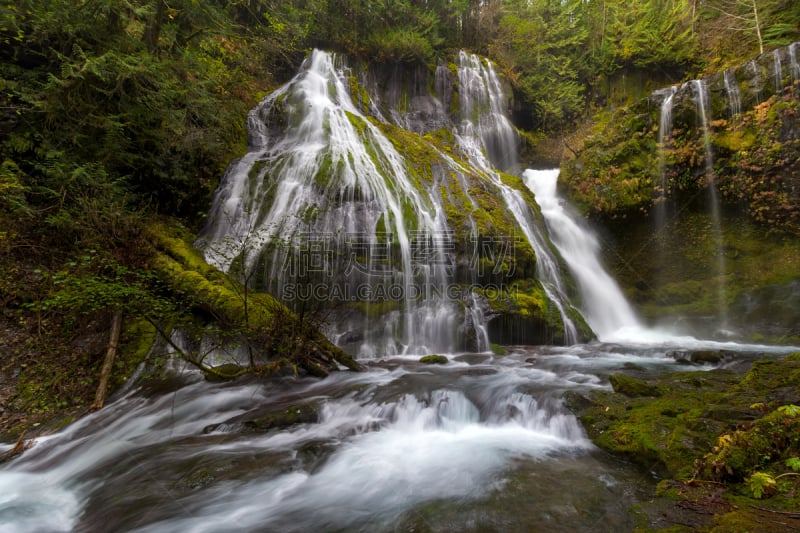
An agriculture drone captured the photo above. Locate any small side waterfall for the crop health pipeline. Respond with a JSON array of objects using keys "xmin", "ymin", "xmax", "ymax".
[
  {"xmin": 523, "ymin": 169, "xmax": 640, "ymax": 340},
  {"xmin": 691, "ymin": 79, "xmax": 728, "ymax": 328},
  {"xmin": 655, "ymin": 86, "xmax": 678, "ymax": 224},
  {"xmin": 789, "ymin": 43, "xmax": 800, "ymax": 84},
  {"xmin": 748, "ymin": 60, "xmax": 762, "ymax": 104},
  {"xmin": 773, "ymin": 49, "xmax": 783, "ymax": 92},
  {"xmin": 723, "ymin": 69, "xmax": 741, "ymax": 119}
]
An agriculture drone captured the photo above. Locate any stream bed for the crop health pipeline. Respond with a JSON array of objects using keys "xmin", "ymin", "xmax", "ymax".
[{"xmin": 2, "ymin": 339, "xmax": 795, "ymax": 532}]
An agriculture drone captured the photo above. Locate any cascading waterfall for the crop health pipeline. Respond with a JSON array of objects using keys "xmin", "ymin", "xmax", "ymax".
[
  {"xmin": 655, "ymin": 86, "xmax": 678, "ymax": 228},
  {"xmin": 773, "ymin": 49, "xmax": 783, "ymax": 92},
  {"xmin": 454, "ymin": 51, "xmax": 579, "ymax": 344},
  {"xmin": 199, "ymin": 49, "xmax": 587, "ymax": 354},
  {"xmin": 723, "ymin": 69, "xmax": 741, "ymax": 119},
  {"xmin": 652, "ymin": 85, "xmax": 679, "ymax": 303},
  {"xmin": 691, "ymin": 79, "xmax": 728, "ymax": 328},
  {"xmin": 199, "ymin": 50, "xmax": 459, "ymax": 357},
  {"xmin": 789, "ymin": 43, "xmax": 800, "ymax": 84},
  {"xmin": 748, "ymin": 60, "xmax": 762, "ymax": 104},
  {"xmin": 455, "ymin": 52, "xmax": 519, "ymax": 174},
  {"xmin": 523, "ymin": 169, "xmax": 640, "ymax": 340}
]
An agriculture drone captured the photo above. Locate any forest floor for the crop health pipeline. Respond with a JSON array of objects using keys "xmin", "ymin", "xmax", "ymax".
[{"xmin": 0, "ymin": 311, "xmax": 101, "ymax": 445}]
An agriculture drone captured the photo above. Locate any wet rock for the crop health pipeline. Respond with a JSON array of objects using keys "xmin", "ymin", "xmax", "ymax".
[
  {"xmin": 668, "ymin": 350, "xmax": 735, "ymax": 365},
  {"xmin": 203, "ymin": 363, "xmax": 246, "ymax": 382},
  {"xmin": 453, "ymin": 353, "xmax": 491, "ymax": 365},
  {"xmin": 667, "ymin": 350, "xmax": 692, "ymax": 364},
  {"xmin": 563, "ymin": 390, "xmax": 594, "ymax": 412},
  {"xmin": 420, "ymin": 355, "xmax": 448, "ymax": 365},
  {"xmin": 204, "ymin": 402, "xmax": 320, "ymax": 434},
  {"xmin": 689, "ymin": 350, "xmax": 723, "ymax": 364},
  {"xmin": 242, "ymin": 403, "xmax": 319, "ymax": 432}
]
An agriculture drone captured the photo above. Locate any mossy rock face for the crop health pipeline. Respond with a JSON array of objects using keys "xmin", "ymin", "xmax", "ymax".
[
  {"xmin": 570, "ymin": 354, "xmax": 800, "ymax": 482},
  {"xmin": 419, "ymin": 354, "xmax": 448, "ymax": 365},
  {"xmin": 561, "ymin": 46, "xmax": 800, "ymax": 237}
]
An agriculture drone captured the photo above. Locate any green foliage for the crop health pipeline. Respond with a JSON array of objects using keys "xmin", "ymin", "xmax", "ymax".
[
  {"xmin": 26, "ymin": 250, "xmax": 170, "ymax": 318},
  {"xmin": 0, "ymin": 160, "xmax": 30, "ymax": 216},
  {"xmin": 746, "ymin": 471, "xmax": 777, "ymax": 499},
  {"xmin": 592, "ymin": 0, "xmax": 698, "ymax": 72},
  {"xmin": 491, "ymin": 0, "xmax": 588, "ymax": 131},
  {"xmin": 777, "ymin": 404, "xmax": 800, "ymax": 417}
]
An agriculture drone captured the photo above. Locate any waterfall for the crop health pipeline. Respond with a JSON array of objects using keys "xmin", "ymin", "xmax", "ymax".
[
  {"xmin": 748, "ymin": 60, "xmax": 762, "ymax": 104},
  {"xmin": 653, "ymin": 85, "xmax": 679, "ymax": 291},
  {"xmin": 790, "ymin": 43, "xmax": 800, "ymax": 84},
  {"xmin": 198, "ymin": 49, "xmax": 588, "ymax": 354},
  {"xmin": 198, "ymin": 50, "xmax": 460, "ymax": 356},
  {"xmin": 723, "ymin": 69, "xmax": 741, "ymax": 118},
  {"xmin": 454, "ymin": 52, "xmax": 579, "ymax": 344},
  {"xmin": 523, "ymin": 169, "xmax": 640, "ymax": 340},
  {"xmin": 455, "ymin": 52, "xmax": 519, "ymax": 174},
  {"xmin": 773, "ymin": 49, "xmax": 783, "ymax": 93},
  {"xmin": 691, "ymin": 79, "xmax": 728, "ymax": 328},
  {"xmin": 655, "ymin": 86, "xmax": 678, "ymax": 221}
]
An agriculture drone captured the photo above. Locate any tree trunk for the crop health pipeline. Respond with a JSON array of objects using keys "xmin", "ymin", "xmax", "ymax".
[
  {"xmin": 751, "ymin": 0, "xmax": 763, "ymax": 55},
  {"xmin": 91, "ymin": 309, "xmax": 123, "ymax": 411},
  {"xmin": 143, "ymin": 0, "xmax": 167, "ymax": 54}
]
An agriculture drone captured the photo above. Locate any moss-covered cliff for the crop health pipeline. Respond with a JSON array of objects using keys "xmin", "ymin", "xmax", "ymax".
[{"xmin": 560, "ymin": 44, "xmax": 800, "ymax": 340}]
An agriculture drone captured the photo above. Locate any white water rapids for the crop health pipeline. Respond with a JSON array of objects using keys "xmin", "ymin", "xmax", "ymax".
[{"xmin": 2, "ymin": 339, "xmax": 798, "ymax": 532}]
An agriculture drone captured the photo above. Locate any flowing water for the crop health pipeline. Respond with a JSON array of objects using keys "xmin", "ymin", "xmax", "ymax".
[
  {"xmin": 3, "ymin": 49, "xmax": 800, "ymax": 532},
  {"xmin": 691, "ymin": 79, "xmax": 728, "ymax": 329},
  {"xmin": 523, "ymin": 170, "xmax": 640, "ymax": 341},
  {"xmin": 789, "ymin": 43, "xmax": 800, "ymax": 84},
  {"xmin": 454, "ymin": 52, "xmax": 579, "ymax": 344},
  {"xmin": 723, "ymin": 69, "xmax": 741, "ymax": 119},
  {"xmin": 773, "ymin": 49, "xmax": 783, "ymax": 93},
  {"xmin": 3, "ymin": 338, "xmax": 798, "ymax": 532},
  {"xmin": 653, "ymin": 85, "xmax": 678, "ymax": 239}
]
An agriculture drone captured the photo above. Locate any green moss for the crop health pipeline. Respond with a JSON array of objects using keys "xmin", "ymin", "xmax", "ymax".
[
  {"xmin": 115, "ymin": 319, "xmax": 156, "ymax": 385},
  {"xmin": 571, "ymin": 355, "xmax": 800, "ymax": 484},
  {"xmin": 490, "ymin": 343, "xmax": 507, "ymax": 355},
  {"xmin": 147, "ymin": 222, "xmax": 362, "ymax": 374},
  {"xmin": 419, "ymin": 354, "xmax": 448, "ymax": 364},
  {"xmin": 608, "ymin": 374, "xmax": 662, "ymax": 397},
  {"xmin": 243, "ymin": 403, "xmax": 319, "ymax": 431}
]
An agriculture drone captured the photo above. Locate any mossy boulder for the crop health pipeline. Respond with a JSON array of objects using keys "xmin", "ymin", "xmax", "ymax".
[
  {"xmin": 203, "ymin": 403, "xmax": 320, "ymax": 434},
  {"xmin": 420, "ymin": 354, "xmax": 448, "ymax": 365}
]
